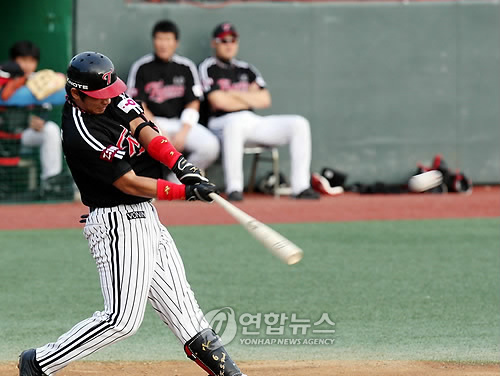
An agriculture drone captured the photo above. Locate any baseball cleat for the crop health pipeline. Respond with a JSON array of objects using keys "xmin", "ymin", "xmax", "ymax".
[
  {"xmin": 227, "ymin": 191, "xmax": 243, "ymax": 201},
  {"xmin": 18, "ymin": 349, "xmax": 46, "ymax": 376},
  {"xmin": 293, "ymin": 187, "xmax": 320, "ymax": 199},
  {"xmin": 311, "ymin": 173, "xmax": 344, "ymax": 196}
]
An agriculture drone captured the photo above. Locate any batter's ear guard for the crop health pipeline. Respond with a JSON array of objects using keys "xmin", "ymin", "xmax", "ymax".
[{"xmin": 184, "ymin": 328, "xmax": 243, "ymax": 376}]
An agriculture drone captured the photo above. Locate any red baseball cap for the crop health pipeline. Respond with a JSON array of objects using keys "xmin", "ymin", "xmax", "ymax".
[{"xmin": 212, "ymin": 22, "xmax": 239, "ymax": 41}]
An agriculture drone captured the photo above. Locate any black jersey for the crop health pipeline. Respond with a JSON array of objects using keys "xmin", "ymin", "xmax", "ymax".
[
  {"xmin": 61, "ymin": 93, "xmax": 163, "ymax": 208},
  {"xmin": 126, "ymin": 54, "xmax": 203, "ymax": 119},
  {"xmin": 198, "ymin": 57, "xmax": 267, "ymax": 118}
]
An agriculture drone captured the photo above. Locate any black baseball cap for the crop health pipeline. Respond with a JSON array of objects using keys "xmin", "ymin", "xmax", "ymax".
[{"xmin": 212, "ymin": 22, "xmax": 239, "ymax": 40}]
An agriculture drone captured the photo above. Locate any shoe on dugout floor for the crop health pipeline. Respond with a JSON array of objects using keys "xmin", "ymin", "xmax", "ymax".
[
  {"xmin": 311, "ymin": 172, "xmax": 344, "ymax": 196},
  {"xmin": 18, "ymin": 349, "xmax": 46, "ymax": 376},
  {"xmin": 293, "ymin": 187, "xmax": 320, "ymax": 199},
  {"xmin": 227, "ymin": 191, "xmax": 243, "ymax": 201},
  {"xmin": 40, "ymin": 172, "xmax": 74, "ymax": 201}
]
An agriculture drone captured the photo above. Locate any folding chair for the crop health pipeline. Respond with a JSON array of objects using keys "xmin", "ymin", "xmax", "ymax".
[{"xmin": 244, "ymin": 145, "xmax": 280, "ymax": 198}]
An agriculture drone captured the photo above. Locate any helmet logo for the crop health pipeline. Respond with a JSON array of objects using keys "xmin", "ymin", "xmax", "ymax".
[{"xmin": 102, "ymin": 70, "xmax": 113, "ymax": 86}]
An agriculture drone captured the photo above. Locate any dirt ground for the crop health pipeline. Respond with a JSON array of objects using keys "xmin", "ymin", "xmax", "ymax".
[{"xmin": 2, "ymin": 359, "xmax": 500, "ymax": 376}]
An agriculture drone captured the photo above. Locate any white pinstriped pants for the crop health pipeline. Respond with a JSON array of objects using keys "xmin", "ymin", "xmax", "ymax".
[{"xmin": 35, "ymin": 201, "xmax": 209, "ymax": 375}]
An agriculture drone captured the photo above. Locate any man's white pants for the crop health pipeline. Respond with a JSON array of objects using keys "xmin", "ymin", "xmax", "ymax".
[
  {"xmin": 208, "ymin": 111, "xmax": 312, "ymax": 195},
  {"xmin": 21, "ymin": 120, "xmax": 62, "ymax": 180}
]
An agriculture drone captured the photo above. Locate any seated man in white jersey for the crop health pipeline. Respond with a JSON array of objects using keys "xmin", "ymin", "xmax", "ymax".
[
  {"xmin": 127, "ymin": 20, "xmax": 219, "ymax": 182},
  {"xmin": 198, "ymin": 22, "xmax": 319, "ymax": 201}
]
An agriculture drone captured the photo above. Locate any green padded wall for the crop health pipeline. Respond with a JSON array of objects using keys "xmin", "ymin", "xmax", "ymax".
[
  {"xmin": 0, "ymin": 0, "xmax": 73, "ymax": 126},
  {"xmin": 75, "ymin": 0, "xmax": 500, "ymax": 185},
  {"xmin": 0, "ymin": 0, "xmax": 73, "ymax": 74}
]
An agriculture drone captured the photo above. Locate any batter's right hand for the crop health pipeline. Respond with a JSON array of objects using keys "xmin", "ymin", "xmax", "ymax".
[{"xmin": 185, "ymin": 182, "xmax": 218, "ymax": 203}]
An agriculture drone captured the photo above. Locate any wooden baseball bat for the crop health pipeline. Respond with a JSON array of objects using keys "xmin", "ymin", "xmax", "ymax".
[{"xmin": 209, "ymin": 193, "xmax": 304, "ymax": 265}]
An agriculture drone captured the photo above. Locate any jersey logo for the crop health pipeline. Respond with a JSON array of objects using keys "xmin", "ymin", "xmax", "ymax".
[
  {"xmin": 144, "ymin": 80, "xmax": 185, "ymax": 103},
  {"xmin": 126, "ymin": 211, "xmax": 146, "ymax": 220},
  {"xmin": 216, "ymin": 78, "xmax": 249, "ymax": 92},
  {"xmin": 217, "ymin": 78, "xmax": 232, "ymax": 91},
  {"xmin": 117, "ymin": 128, "xmax": 145, "ymax": 157},
  {"xmin": 100, "ymin": 145, "xmax": 121, "ymax": 162}
]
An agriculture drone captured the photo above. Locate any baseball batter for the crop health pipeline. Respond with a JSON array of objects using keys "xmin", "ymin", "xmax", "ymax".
[
  {"xmin": 126, "ymin": 20, "xmax": 219, "ymax": 181},
  {"xmin": 198, "ymin": 22, "xmax": 319, "ymax": 201},
  {"xmin": 18, "ymin": 52, "xmax": 246, "ymax": 376}
]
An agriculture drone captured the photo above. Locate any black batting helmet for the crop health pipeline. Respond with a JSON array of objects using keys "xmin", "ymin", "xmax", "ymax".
[{"xmin": 66, "ymin": 52, "xmax": 127, "ymax": 99}]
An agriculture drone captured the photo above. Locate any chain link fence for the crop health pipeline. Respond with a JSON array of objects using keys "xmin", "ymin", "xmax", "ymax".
[{"xmin": 0, "ymin": 106, "xmax": 74, "ymax": 203}]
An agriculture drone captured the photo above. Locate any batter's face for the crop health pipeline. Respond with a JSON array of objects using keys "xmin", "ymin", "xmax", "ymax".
[
  {"xmin": 71, "ymin": 88, "xmax": 111, "ymax": 115},
  {"xmin": 153, "ymin": 32, "xmax": 178, "ymax": 61},
  {"xmin": 212, "ymin": 35, "xmax": 239, "ymax": 61}
]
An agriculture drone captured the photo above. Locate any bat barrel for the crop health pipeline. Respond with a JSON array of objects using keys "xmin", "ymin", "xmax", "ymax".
[
  {"xmin": 286, "ymin": 250, "xmax": 303, "ymax": 265},
  {"xmin": 209, "ymin": 193, "xmax": 304, "ymax": 265}
]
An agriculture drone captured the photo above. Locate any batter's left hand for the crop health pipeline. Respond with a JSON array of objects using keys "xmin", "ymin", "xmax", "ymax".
[{"xmin": 171, "ymin": 155, "xmax": 208, "ymax": 185}]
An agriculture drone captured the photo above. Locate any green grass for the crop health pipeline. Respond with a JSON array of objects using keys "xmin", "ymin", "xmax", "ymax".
[{"xmin": 0, "ymin": 218, "xmax": 498, "ymax": 362}]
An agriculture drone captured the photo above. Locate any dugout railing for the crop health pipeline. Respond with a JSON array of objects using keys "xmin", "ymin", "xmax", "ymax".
[{"xmin": 0, "ymin": 106, "xmax": 74, "ymax": 203}]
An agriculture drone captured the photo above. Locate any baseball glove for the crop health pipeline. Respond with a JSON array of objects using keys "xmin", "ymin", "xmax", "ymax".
[{"xmin": 26, "ymin": 69, "xmax": 66, "ymax": 100}]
